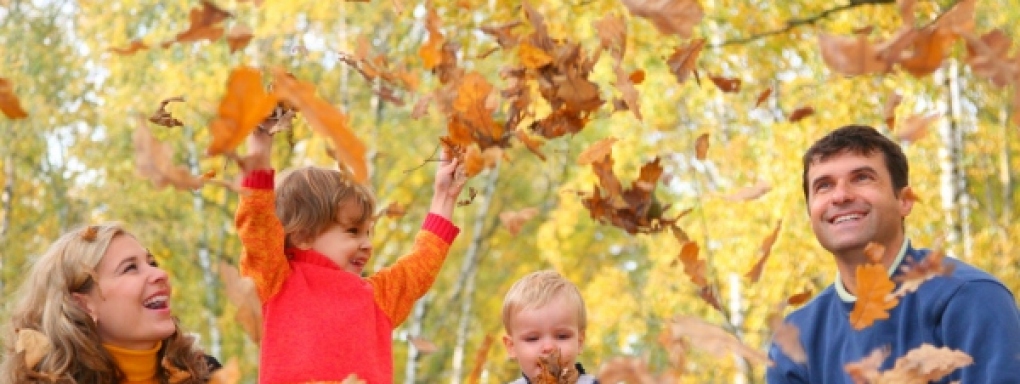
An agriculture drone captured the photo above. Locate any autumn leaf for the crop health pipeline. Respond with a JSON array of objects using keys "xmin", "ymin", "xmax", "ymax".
[
  {"xmin": 880, "ymin": 344, "xmax": 973, "ymax": 382},
  {"xmin": 466, "ymin": 335, "xmax": 494, "ymax": 384},
  {"xmin": 597, "ymin": 357, "xmax": 659, "ymax": 384},
  {"xmin": 768, "ymin": 308, "xmax": 806, "ymax": 364},
  {"xmin": 694, "ymin": 133, "xmax": 709, "ymax": 160},
  {"xmin": 109, "ymin": 39, "xmax": 148, "ymax": 55},
  {"xmin": 848, "ymin": 262, "xmax": 899, "ymax": 330},
  {"xmin": 882, "ymin": 93, "xmax": 903, "ymax": 130},
  {"xmin": 755, "ymin": 88, "xmax": 772, "ymax": 107},
  {"xmin": 499, "ymin": 207, "xmax": 540, "ymax": 236},
  {"xmin": 15, "ymin": 328, "xmax": 51, "ymax": 368},
  {"xmin": 818, "ymin": 34, "xmax": 890, "ymax": 76},
  {"xmin": 721, "ymin": 180, "xmax": 771, "ymax": 201},
  {"xmin": 479, "ymin": 21, "xmax": 521, "ymax": 49},
  {"xmin": 208, "ymin": 358, "xmax": 240, "ymax": 384},
  {"xmin": 745, "ymin": 220, "xmax": 782, "ymax": 283},
  {"xmin": 629, "ymin": 70, "xmax": 645, "ymax": 84},
  {"xmin": 593, "ymin": 14, "xmax": 626, "ymax": 57},
  {"xmin": 148, "ymin": 96, "xmax": 185, "ymax": 128},
  {"xmin": 271, "ymin": 68, "xmax": 369, "ymax": 183},
  {"xmin": 787, "ymin": 289, "xmax": 813, "ymax": 306},
  {"xmin": 519, "ymin": 41, "xmax": 553, "ymax": 69},
  {"xmin": 452, "ymin": 72, "xmax": 500, "ymax": 143},
  {"xmin": 664, "ymin": 315, "xmax": 772, "ymax": 366},
  {"xmin": 864, "ymin": 242, "xmax": 886, "ymax": 263},
  {"xmin": 667, "ymin": 38, "xmax": 705, "ymax": 85},
  {"xmin": 898, "ymin": 0, "xmax": 917, "ymax": 26},
  {"xmin": 614, "ymin": 63, "xmax": 643, "ymax": 121},
  {"xmin": 162, "ymin": 356, "xmax": 192, "ymax": 383},
  {"xmin": 219, "ymin": 262, "xmax": 262, "ymax": 344},
  {"xmin": 896, "ymin": 27, "xmax": 957, "ymax": 78},
  {"xmin": 788, "ymin": 106, "xmax": 815, "ymax": 122},
  {"xmin": 134, "ymin": 118, "xmax": 207, "ymax": 191},
  {"xmin": 963, "ymin": 29, "xmax": 1017, "ymax": 88},
  {"xmin": 895, "ymin": 113, "xmax": 939, "ymax": 143},
  {"xmin": 844, "ymin": 347, "xmax": 889, "ymax": 384},
  {"xmin": 620, "ymin": 0, "xmax": 704, "ymax": 39},
  {"xmin": 709, "ymin": 75, "xmax": 741, "ymax": 93},
  {"xmin": 378, "ymin": 202, "xmax": 407, "ymax": 219},
  {"xmin": 419, "ymin": 6, "xmax": 445, "ymax": 70},
  {"xmin": 206, "ymin": 66, "xmax": 279, "ymax": 156},
  {"xmin": 516, "ymin": 129, "xmax": 546, "ymax": 161},
  {"xmin": 889, "ymin": 247, "xmax": 955, "ymax": 299},
  {"xmin": 534, "ymin": 349, "xmax": 580, "ymax": 384},
  {"xmin": 677, "ymin": 241, "xmax": 707, "ymax": 287},
  {"xmin": 410, "ymin": 337, "xmax": 439, "ymax": 354},
  {"xmin": 168, "ymin": 0, "xmax": 232, "ymax": 46},
  {"xmin": 578, "ymin": 137, "xmax": 619, "ymax": 165},
  {"xmin": 0, "ymin": 77, "xmax": 28, "ymax": 119},
  {"xmin": 225, "ymin": 23, "xmax": 253, "ymax": 53}
]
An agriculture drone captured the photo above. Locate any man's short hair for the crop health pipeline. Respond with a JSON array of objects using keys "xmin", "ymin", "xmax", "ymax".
[{"xmin": 801, "ymin": 125, "xmax": 909, "ymax": 199}]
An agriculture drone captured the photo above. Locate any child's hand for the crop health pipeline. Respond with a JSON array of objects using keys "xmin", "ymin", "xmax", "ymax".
[
  {"xmin": 429, "ymin": 154, "xmax": 466, "ymax": 220},
  {"xmin": 244, "ymin": 128, "xmax": 273, "ymax": 172}
]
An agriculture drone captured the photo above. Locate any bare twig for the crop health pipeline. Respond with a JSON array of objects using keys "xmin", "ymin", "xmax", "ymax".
[{"xmin": 713, "ymin": 0, "xmax": 896, "ymax": 48}]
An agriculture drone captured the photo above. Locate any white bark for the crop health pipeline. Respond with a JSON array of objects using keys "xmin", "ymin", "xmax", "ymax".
[
  {"xmin": 937, "ymin": 60, "xmax": 973, "ymax": 259},
  {"xmin": 183, "ymin": 124, "xmax": 222, "ymax": 358}
]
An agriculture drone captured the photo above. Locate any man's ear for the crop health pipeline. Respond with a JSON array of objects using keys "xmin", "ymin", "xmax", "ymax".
[
  {"xmin": 897, "ymin": 185, "xmax": 915, "ymax": 217},
  {"xmin": 71, "ymin": 292, "xmax": 97, "ymax": 321},
  {"xmin": 502, "ymin": 334, "xmax": 516, "ymax": 359}
]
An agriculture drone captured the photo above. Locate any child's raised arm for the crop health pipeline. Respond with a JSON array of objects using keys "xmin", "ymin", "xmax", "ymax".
[
  {"xmin": 428, "ymin": 154, "xmax": 467, "ymax": 220},
  {"xmin": 235, "ymin": 128, "xmax": 290, "ymax": 303}
]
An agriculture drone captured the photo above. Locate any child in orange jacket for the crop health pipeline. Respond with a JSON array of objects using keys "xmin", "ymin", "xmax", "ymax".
[{"xmin": 235, "ymin": 128, "xmax": 465, "ymax": 384}]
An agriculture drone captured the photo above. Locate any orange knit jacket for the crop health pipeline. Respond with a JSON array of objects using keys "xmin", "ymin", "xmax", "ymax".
[{"xmin": 236, "ymin": 170, "xmax": 459, "ymax": 384}]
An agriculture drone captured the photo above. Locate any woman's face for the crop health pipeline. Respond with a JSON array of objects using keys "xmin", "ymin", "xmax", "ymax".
[{"xmin": 75, "ymin": 234, "xmax": 176, "ymax": 349}]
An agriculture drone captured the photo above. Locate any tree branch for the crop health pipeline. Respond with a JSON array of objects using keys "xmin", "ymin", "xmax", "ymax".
[{"xmin": 713, "ymin": 0, "xmax": 896, "ymax": 48}]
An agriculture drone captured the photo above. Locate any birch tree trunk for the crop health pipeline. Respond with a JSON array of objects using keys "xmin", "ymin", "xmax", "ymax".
[
  {"xmin": 183, "ymin": 124, "xmax": 222, "ymax": 358},
  {"xmin": 0, "ymin": 155, "xmax": 12, "ymax": 293},
  {"xmin": 937, "ymin": 60, "xmax": 973, "ymax": 259},
  {"xmin": 403, "ymin": 294, "xmax": 432, "ymax": 384},
  {"xmin": 450, "ymin": 165, "xmax": 501, "ymax": 384}
]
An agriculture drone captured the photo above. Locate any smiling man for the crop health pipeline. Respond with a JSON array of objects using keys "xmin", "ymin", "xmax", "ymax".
[{"xmin": 766, "ymin": 125, "xmax": 1020, "ymax": 383}]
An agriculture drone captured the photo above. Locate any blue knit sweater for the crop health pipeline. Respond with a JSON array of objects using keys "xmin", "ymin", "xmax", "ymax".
[{"xmin": 767, "ymin": 241, "xmax": 1020, "ymax": 383}]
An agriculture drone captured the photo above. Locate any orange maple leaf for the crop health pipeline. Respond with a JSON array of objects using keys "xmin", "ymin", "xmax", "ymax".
[
  {"xmin": 620, "ymin": 0, "xmax": 704, "ymax": 39},
  {"xmin": 419, "ymin": 5, "xmax": 445, "ymax": 70},
  {"xmin": 271, "ymin": 68, "xmax": 369, "ymax": 183},
  {"xmin": 745, "ymin": 220, "xmax": 782, "ymax": 283},
  {"xmin": 848, "ymin": 262, "xmax": 899, "ymax": 330},
  {"xmin": 0, "ymin": 78, "xmax": 28, "ymax": 119},
  {"xmin": 206, "ymin": 66, "xmax": 279, "ymax": 156},
  {"xmin": 452, "ymin": 72, "xmax": 501, "ymax": 143}
]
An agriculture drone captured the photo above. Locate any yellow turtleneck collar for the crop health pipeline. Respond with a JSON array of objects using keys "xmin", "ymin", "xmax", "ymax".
[{"xmin": 103, "ymin": 341, "xmax": 161, "ymax": 384}]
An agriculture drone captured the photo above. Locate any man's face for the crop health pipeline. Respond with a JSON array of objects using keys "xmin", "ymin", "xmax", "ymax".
[{"xmin": 806, "ymin": 150, "xmax": 913, "ymax": 259}]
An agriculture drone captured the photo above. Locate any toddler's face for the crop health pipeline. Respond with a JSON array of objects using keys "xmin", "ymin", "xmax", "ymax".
[
  {"xmin": 297, "ymin": 203, "xmax": 374, "ymax": 276},
  {"xmin": 502, "ymin": 294, "xmax": 584, "ymax": 381}
]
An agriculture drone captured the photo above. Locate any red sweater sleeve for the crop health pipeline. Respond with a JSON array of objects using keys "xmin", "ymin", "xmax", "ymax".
[
  {"xmin": 235, "ymin": 169, "xmax": 290, "ymax": 303},
  {"xmin": 369, "ymin": 214, "xmax": 459, "ymax": 326}
]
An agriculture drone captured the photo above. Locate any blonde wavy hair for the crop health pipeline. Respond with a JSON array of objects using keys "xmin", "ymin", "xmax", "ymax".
[
  {"xmin": 502, "ymin": 270, "xmax": 588, "ymax": 335},
  {"xmin": 0, "ymin": 223, "xmax": 213, "ymax": 384}
]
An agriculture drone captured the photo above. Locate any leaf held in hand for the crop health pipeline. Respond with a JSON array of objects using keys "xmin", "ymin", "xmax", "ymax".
[{"xmin": 206, "ymin": 66, "xmax": 279, "ymax": 156}]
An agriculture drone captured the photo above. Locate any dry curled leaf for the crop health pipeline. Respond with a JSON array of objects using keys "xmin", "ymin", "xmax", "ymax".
[
  {"xmin": 167, "ymin": 0, "xmax": 232, "ymax": 46},
  {"xmin": 788, "ymin": 106, "xmax": 815, "ymax": 122},
  {"xmin": 225, "ymin": 23, "xmax": 254, "ymax": 53},
  {"xmin": 895, "ymin": 113, "xmax": 939, "ymax": 143},
  {"xmin": 786, "ymin": 289, "xmax": 813, "ymax": 306},
  {"xmin": 709, "ymin": 75, "xmax": 741, "ymax": 92},
  {"xmin": 667, "ymin": 38, "xmax": 705, "ymax": 85},
  {"xmin": 379, "ymin": 202, "xmax": 407, "ymax": 219},
  {"xmin": 0, "ymin": 77, "xmax": 28, "ymax": 119},
  {"xmin": 410, "ymin": 337, "xmax": 439, "ymax": 354},
  {"xmin": 134, "ymin": 118, "xmax": 207, "ymax": 191},
  {"xmin": 620, "ymin": 0, "xmax": 704, "ymax": 38},
  {"xmin": 888, "ymin": 247, "xmax": 955, "ymax": 300},
  {"xmin": 15, "ymin": 328, "xmax": 52, "ymax": 368},
  {"xmin": 745, "ymin": 220, "xmax": 782, "ymax": 283},
  {"xmin": 534, "ymin": 349, "xmax": 580, "ymax": 384},
  {"xmin": 755, "ymin": 88, "xmax": 772, "ymax": 107},
  {"xmin": 769, "ymin": 308, "xmax": 807, "ymax": 364},
  {"xmin": 219, "ymin": 262, "xmax": 262, "ymax": 344},
  {"xmin": 149, "ymin": 96, "xmax": 186, "ymax": 128},
  {"xmin": 721, "ymin": 180, "xmax": 772, "ymax": 202},
  {"xmin": 882, "ymin": 93, "xmax": 903, "ymax": 130},
  {"xmin": 677, "ymin": 241, "xmax": 707, "ymax": 287},
  {"xmin": 577, "ymin": 137, "xmax": 618, "ymax": 165},
  {"xmin": 694, "ymin": 133, "xmax": 709, "ymax": 160},
  {"xmin": 844, "ymin": 346, "xmax": 890, "ymax": 384},
  {"xmin": 499, "ymin": 207, "xmax": 540, "ymax": 236},
  {"xmin": 80, "ymin": 226, "xmax": 98, "ymax": 241},
  {"xmin": 664, "ymin": 315, "xmax": 772, "ymax": 366},
  {"xmin": 466, "ymin": 335, "xmax": 494, "ymax": 384},
  {"xmin": 109, "ymin": 39, "xmax": 148, "ymax": 55}
]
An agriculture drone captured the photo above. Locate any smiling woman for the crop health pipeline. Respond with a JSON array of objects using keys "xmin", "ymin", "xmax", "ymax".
[{"xmin": 0, "ymin": 223, "xmax": 220, "ymax": 384}]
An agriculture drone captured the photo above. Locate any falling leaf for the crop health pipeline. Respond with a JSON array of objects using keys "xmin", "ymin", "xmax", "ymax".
[
  {"xmin": 15, "ymin": 328, "xmax": 51, "ymax": 368},
  {"xmin": 677, "ymin": 241, "xmax": 708, "ymax": 287},
  {"xmin": 411, "ymin": 94, "xmax": 432, "ymax": 119},
  {"xmin": 896, "ymin": 113, "xmax": 939, "ymax": 143},
  {"xmin": 0, "ymin": 77, "xmax": 28, "ymax": 119},
  {"xmin": 848, "ymin": 262, "xmax": 899, "ymax": 330},
  {"xmin": 629, "ymin": 70, "xmax": 645, "ymax": 84},
  {"xmin": 963, "ymin": 29, "xmax": 1016, "ymax": 88},
  {"xmin": 664, "ymin": 315, "xmax": 772, "ymax": 366},
  {"xmin": 80, "ymin": 226, "xmax": 98, "ymax": 241},
  {"xmin": 709, "ymin": 75, "xmax": 741, "ymax": 93},
  {"xmin": 721, "ymin": 180, "xmax": 772, "ymax": 201},
  {"xmin": 864, "ymin": 242, "xmax": 886, "ymax": 263},
  {"xmin": 882, "ymin": 93, "xmax": 903, "ymax": 130},
  {"xmin": 787, "ymin": 289, "xmax": 813, "ymax": 306},
  {"xmin": 667, "ymin": 38, "xmax": 705, "ymax": 85},
  {"xmin": 889, "ymin": 248, "xmax": 955, "ymax": 299},
  {"xmin": 466, "ymin": 335, "xmax": 494, "ymax": 384},
  {"xmin": 271, "ymin": 68, "xmax": 369, "ymax": 183},
  {"xmin": 208, "ymin": 358, "xmax": 240, "ymax": 384},
  {"xmin": 499, "ymin": 207, "xmax": 540, "ymax": 236},
  {"xmin": 219, "ymin": 262, "xmax": 262, "ymax": 344},
  {"xmin": 578, "ymin": 137, "xmax": 619, "ymax": 165},
  {"xmin": 225, "ymin": 23, "xmax": 253, "ymax": 53},
  {"xmin": 745, "ymin": 220, "xmax": 782, "ymax": 283},
  {"xmin": 620, "ymin": 0, "xmax": 704, "ymax": 38},
  {"xmin": 818, "ymin": 34, "xmax": 890, "ymax": 76},
  {"xmin": 109, "ymin": 39, "xmax": 148, "ymax": 55},
  {"xmin": 149, "ymin": 96, "xmax": 186, "ymax": 128},
  {"xmin": 379, "ymin": 202, "xmax": 407, "ymax": 219},
  {"xmin": 168, "ymin": 0, "xmax": 232, "ymax": 46},
  {"xmin": 897, "ymin": 28, "xmax": 957, "ymax": 78},
  {"xmin": 419, "ymin": 6, "xmax": 445, "ymax": 70},
  {"xmin": 768, "ymin": 309, "xmax": 807, "ymax": 364},
  {"xmin": 479, "ymin": 21, "xmax": 521, "ymax": 49},
  {"xmin": 519, "ymin": 41, "xmax": 553, "ymax": 69},
  {"xmin": 881, "ymin": 344, "xmax": 973, "ymax": 382},
  {"xmin": 898, "ymin": 0, "xmax": 917, "ymax": 26},
  {"xmin": 694, "ymin": 133, "xmax": 709, "ymax": 160},
  {"xmin": 340, "ymin": 374, "xmax": 367, "ymax": 384},
  {"xmin": 844, "ymin": 346, "xmax": 890, "ymax": 383},
  {"xmin": 788, "ymin": 106, "xmax": 815, "ymax": 122},
  {"xmin": 754, "ymin": 88, "xmax": 772, "ymax": 107},
  {"xmin": 134, "ymin": 118, "xmax": 207, "ymax": 191},
  {"xmin": 593, "ymin": 14, "xmax": 626, "ymax": 57},
  {"xmin": 516, "ymin": 130, "xmax": 547, "ymax": 161},
  {"xmin": 206, "ymin": 66, "xmax": 279, "ymax": 156},
  {"xmin": 410, "ymin": 337, "xmax": 439, "ymax": 354},
  {"xmin": 614, "ymin": 64, "xmax": 643, "ymax": 121}
]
